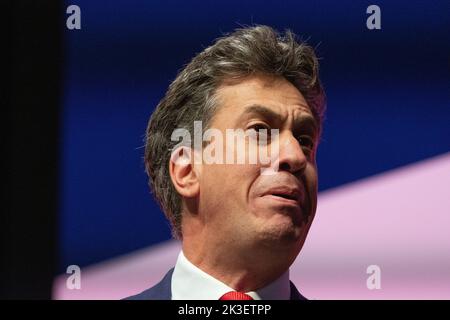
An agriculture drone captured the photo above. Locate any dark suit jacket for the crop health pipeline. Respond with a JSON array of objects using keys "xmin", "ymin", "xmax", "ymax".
[{"xmin": 125, "ymin": 268, "xmax": 307, "ymax": 300}]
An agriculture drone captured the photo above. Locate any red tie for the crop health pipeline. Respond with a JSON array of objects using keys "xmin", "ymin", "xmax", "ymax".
[{"xmin": 219, "ymin": 291, "xmax": 254, "ymax": 300}]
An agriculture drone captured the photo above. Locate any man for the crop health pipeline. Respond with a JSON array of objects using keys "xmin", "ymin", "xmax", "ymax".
[{"xmin": 127, "ymin": 25, "xmax": 326, "ymax": 300}]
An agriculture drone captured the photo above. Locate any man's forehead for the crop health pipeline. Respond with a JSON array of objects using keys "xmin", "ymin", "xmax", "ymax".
[
  {"xmin": 240, "ymin": 104, "xmax": 314, "ymax": 122},
  {"xmin": 214, "ymin": 75, "xmax": 314, "ymax": 121}
]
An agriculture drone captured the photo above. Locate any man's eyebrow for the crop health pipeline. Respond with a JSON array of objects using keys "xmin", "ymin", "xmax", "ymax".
[
  {"xmin": 239, "ymin": 105, "xmax": 282, "ymax": 122},
  {"xmin": 293, "ymin": 114, "xmax": 318, "ymax": 135},
  {"xmin": 238, "ymin": 104, "xmax": 318, "ymax": 133}
]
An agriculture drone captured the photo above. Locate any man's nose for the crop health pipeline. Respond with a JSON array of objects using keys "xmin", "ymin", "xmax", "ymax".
[{"xmin": 276, "ymin": 133, "xmax": 308, "ymax": 175}]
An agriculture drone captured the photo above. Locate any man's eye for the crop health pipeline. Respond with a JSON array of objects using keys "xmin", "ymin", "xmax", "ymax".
[
  {"xmin": 298, "ymin": 135, "xmax": 314, "ymax": 150},
  {"xmin": 250, "ymin": 124, "xmax": 270, "ymax": 132},
  {"xmin": 246, "ymin": 124, "xmax": 272, "ymax": 143},
  {"xmin": 247, "ymin": 124, "xmax": 271, "ymax": 137}
]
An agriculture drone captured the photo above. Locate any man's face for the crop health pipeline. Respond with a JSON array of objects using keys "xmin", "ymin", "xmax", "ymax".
[{"xmin": 197, "ymin": 74, "xmax": 319, "ymax": 260}]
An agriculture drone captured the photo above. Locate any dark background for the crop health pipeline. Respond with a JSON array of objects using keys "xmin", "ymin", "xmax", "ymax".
[{"xmin": 4, "ymin": 1, "xmax": 61, "ymax": 298}]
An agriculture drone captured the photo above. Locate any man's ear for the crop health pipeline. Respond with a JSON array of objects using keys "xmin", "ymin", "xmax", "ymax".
[{"xmin": 169, "ymin": 146, "xmax": 200, "ymax": 198}]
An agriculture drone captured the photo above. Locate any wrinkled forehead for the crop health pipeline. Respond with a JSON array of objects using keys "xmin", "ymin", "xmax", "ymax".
[{"xmin": 212, "ymin": 75, "xmax": 316, "ymax": 127}]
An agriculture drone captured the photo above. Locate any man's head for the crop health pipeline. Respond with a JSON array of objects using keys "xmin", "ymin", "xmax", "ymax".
[{"xmin": 145, "ymin": 25, "xmax": 325, "ymax": 267}]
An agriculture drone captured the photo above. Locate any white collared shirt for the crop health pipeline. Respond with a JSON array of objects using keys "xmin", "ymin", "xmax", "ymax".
[{"xmin": 171, "ymin": 251, "xmax": 290, "ymax": 300}]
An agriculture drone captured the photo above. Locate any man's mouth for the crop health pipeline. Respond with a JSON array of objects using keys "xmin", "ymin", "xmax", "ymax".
[
  {"xmin": 261, "ymin": 187, "xmax": 303, "ymax": 206},
  {"xmin": 271, "ymin": 193, "xmax": 298, "ymax": 201},
  {"xmin": 263, "ymin": 194, "xmax": 300, "ymax": 207}
]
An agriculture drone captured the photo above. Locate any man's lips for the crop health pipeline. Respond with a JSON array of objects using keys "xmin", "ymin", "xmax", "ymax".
[
  {"xmin": 261, "ymin": 187, "xmax": 304, "ymax": 206},
  {"xmin": 262, "ymin": 194, "xmax": 300, "ymax": 207}
]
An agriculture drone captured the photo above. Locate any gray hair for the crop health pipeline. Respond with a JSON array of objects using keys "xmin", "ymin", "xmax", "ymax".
[{"xmin": 144, "ymin": 25, "xmax": 326, "ymax": 239}]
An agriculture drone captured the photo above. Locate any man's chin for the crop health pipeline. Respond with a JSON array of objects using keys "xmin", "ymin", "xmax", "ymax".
[{"xmin": 257, "ymin": 216, "xmax": 306, "ymax": 246}]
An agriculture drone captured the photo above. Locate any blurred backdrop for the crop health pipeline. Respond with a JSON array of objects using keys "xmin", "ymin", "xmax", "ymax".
[{"xmin": 58, "ymin": 0, "xmax": 450, "ymax": 298}]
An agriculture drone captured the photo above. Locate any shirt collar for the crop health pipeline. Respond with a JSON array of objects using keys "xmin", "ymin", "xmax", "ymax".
[{"xmin": 171, "ymin": 251, "xmax": 290, "ymax": 300}]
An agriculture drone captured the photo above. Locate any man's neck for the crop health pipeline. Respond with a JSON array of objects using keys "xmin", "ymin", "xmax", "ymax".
[
  {"xmin": 182, "ymin": 242, "xmax": 292, "ymax": 292},
  {"xmin": 171, "ymin": 251, "xmax": 291, "ymax": 300}
]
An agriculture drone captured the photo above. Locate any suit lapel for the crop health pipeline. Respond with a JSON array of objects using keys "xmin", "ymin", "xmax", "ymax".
[
  {"xmin": 290, "ymin": 281, "xmax": 307, "ymax": 300},
  {"xmin": 124, "ymin": 268, "xmax": 174, "ymax": 300}
]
